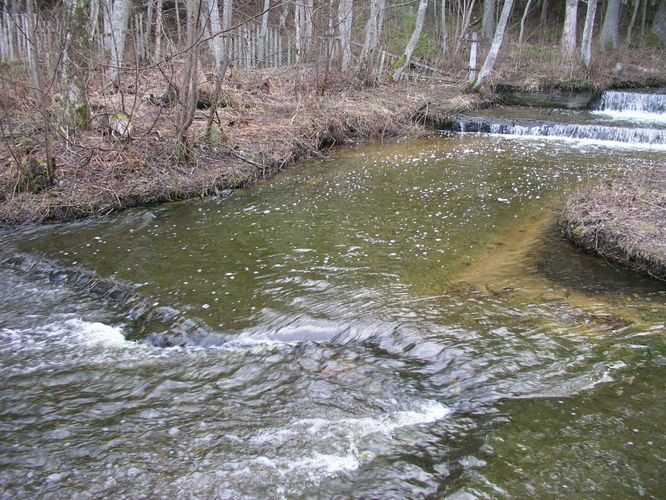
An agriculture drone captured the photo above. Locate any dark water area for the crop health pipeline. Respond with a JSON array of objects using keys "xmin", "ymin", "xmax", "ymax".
[{"xmin": 1, "ymin": 135, "xmax": 664, "ymax": 498}]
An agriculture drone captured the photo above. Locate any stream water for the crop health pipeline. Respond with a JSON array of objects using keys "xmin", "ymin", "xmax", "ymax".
[{"xmin": 1, "ymin": 94, "xmax": 665, "ymax": 498}]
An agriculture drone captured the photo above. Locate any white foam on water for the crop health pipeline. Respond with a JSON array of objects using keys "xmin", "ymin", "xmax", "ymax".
[
  {"xmin": 287, "ymin": 451, "xmax": 360, "ymax": 476},
  {"xmin": 63, "ymin": 318, "xmax": 129, "ymax": 347},
  {"xmin": 251, "ymin": 400, "xmax": 450, "ymax": 450},
  {"xmin": 482, "ymin": 132, "xmax": 666, "ymax": 151}
]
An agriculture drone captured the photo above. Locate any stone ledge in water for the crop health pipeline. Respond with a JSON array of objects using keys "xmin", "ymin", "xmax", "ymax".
[
  {"xmin": 559, "ymin": 168, "xmax": 666, "ymax": 282},
  {"xmin": 493, "ymin": 81, "xmax": 600, "ymax": 110}
]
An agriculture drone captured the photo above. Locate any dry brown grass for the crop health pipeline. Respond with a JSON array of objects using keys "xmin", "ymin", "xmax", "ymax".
[
  {"xmin": 560, "ymin": 167, "xmax": 666, "ymax": 281},
  {"xmin": 0, "ymin": 64, "xmax": 479, "ymax": 226}
]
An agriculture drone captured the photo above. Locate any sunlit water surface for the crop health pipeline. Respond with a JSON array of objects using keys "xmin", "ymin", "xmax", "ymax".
[{"xmin": 1, "ymin": 136, "xmax": 664, "ymax": 498}]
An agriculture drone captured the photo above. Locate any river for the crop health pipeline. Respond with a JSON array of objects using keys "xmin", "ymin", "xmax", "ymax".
[{"xmin": 1, "ymin": 130, "xmax": 665, "ymax": 497}]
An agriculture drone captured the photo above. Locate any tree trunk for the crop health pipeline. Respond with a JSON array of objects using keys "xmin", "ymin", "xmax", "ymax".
[
  {"xmin": 153, "ymin": 0, "xmax": 162, "ymax": 62},
  {"xmin": 580, "ymin": 0, "xmax": 597, "ymax": 68},
  {"xmin": 222, "ymin": 0, "xmax": 232, "ymax": 31},
  {"xmin": 338, "ymin": 0, "xmax": 353, "ymax": 71},
  {"xmin": 600, "ymin": 0, "xmax": 621, "ymax": 49},
  {"xmin": 518, "ymin": 0, "xmax": 534, "ymax": 45},
  {"xmin": 482, "ymin": 0, "xmax": 496, "ymax": 39},
  {"xmin": 472, "ymin": 0, "xmax": 514, "ymax": 91},
  {"xmin": 360, "ymin": 0, "xmax": 379, "ymax": 65},
  {"xmin": 279, "ymin": 0, "xmax": 289, "ymax": 31},
  {"xmin": 62, "ymin": 0, "xmax": 91, "ymax": 129},
  {"xmin": 391, "ymin": 0, "xmax": 428, "ymax": 81},
  {"xmin": 305, "ymin": 0, "xmax": 313, "ymax": 57},
  {"xmin": 205, "ymin": 0, "xmax": 225, "ymax": 71},
  {"xmin": 440, "ymin": 0, "xmax": 448, "ymax": 56},
  {"xmin": 561, "ymin": 0, "xmax": 578, "ymax": 59},
  {"xmin": 109, "ymin": 0, "xmax": 130, "ymax": 85},
  {"xmin": 294, "ymin": 0, "xmax": 302, "ymax": 62},
  {"xmin": 176, "ymin": 0, "xmax": 202, "ymax": 162},
  {"xmin": 260, "ymin": 0, "xmax": 270, "ymax": 65}
]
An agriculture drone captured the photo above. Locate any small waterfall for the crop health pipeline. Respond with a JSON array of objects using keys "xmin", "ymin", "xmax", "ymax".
[
  {"xmin": 452, "ymin": 116, "xmax": 666, "ymax": 146},
  {"xmin": 595, "ymin": 90, "xmax": 666, "ymax": 114},
  {"xmin": 489, "ymin": 122, "xmax": 665, "ymax": 145}
]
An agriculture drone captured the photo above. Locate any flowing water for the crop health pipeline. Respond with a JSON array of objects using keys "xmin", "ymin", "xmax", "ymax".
[{"xmin": 1, "ymin": 93, "xmax": 665, "ymax": 498}]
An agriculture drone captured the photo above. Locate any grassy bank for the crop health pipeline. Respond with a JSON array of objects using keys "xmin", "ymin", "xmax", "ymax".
[{"xmin": 560, "ymin": 167, "xmax": 666, "ymax": 282}]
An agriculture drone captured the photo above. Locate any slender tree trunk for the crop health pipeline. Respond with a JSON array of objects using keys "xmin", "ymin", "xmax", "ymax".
[
  {"xmin": 561, "ymin": 0, "xmax": 578, "ymax": 59},
  {"xmin": 154, "ymin": 0, "xmax": 162, "ymax": 62},
  {"xmin": 279, "ymin": 0, "xmax": 289, "ymax": 31},
  {"xmin": 518, "ymin": 0, "xmax": 534, "ymax": 45},
  {"xmin": 108, "ymin": 0, "xmax": 130, "ymax": 85},
  {"xmin": 580, "ymin": 0, "xmax": 597, "ymax": 68},
  {"xmin": 305, "ymin": 0, "xmax": 313, "ymax": 57},
  {"xmin": 222, "ymin": 0, "xmax": 232, "ymax": 31},
  {"xmin": 482, "ymin": 0, "xmax": 496, "ymax": 39},
  {"xmin": 175, "ymin": 0, "xmax": 182, "ymax": 45},
  {"xmin": 176, "ymin": 0, "xmax": 202, "ymax": 162},
  {"xmin": 472, "ymin": 0, "xmax": 514, "ymax": 90},
  {"xmin": 361, "ymin": 0, "xmax": 379, "ymax": 65},
  {"xmin": 540, "ymin": 0, "xmax": 548, "ymax": 25},
  {"xmin": 205, "ymin": 0, "xmax": 224, "ymax": 71},
  {"xmin": 338, "ymin": 0, "xmax": 353, "ymax": 71},
  {"xmin": 440, "ymin": 0, "xmax": 448, "ymax": 56},
  {"xmin": 260, "ymin": 0, "xmax": 270, "ymax": 65},
  {"xmin": 294, "ymin": 0, "xmax": 302, "ymax": 62},
  {"xmin": 600, "ymin": 0, "xmax": 621, "ymax": 49},
  {"xmin": 626, "ymin": 0, "xmax": 640, "ymax": 44},
  {"xmin": 391, "ymin": 0, "xmax": 428, "ymax": 81}
]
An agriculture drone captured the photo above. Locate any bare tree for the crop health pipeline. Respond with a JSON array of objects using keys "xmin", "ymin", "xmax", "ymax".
[
  {"xmin": 338, "ymin": 0, "xmax": 353, "ymax": 71},
  {"xmin": 472, "ymin": 0, "xmax": 514, "ymax": 90},
  {"xmin": 176, "ymin": 0, "xmax": 202, "ymax": 162},
  {"xmin": 391, "ymin": 0, "xmax": 428, "ymax": 81},
  {"xmin": 518, "ymin": 0, "xmax": 534, "ymax": 45},
  {"xmin": 580, "ymin": 0, "xmax": 597, "ymax": 68},
  {"xmin": 600, "ymin": 0, "xmax": 621, "ymax": 49},
  {"xmin": 561, "ymin": 0, "xmax": 578, "ymax": 59}
]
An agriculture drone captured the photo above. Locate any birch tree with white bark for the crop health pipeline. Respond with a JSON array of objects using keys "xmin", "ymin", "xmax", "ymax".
[
  {"xmin": 360, "ymin": 0, "xmax": 384, "ymax": 65},
  {"xmin": 472, "ymin": 0, "xmax": 514, "ymax": 91},
  {"xmin": 205, "ymin": 0, "xmax": 225, "ymax": 71},
  {"xmin": 580, "ymin": 0, "xmax": 597, "ymax": 68},
  {"xmin": 391, "ymin": 0, "xmax": 428, "ymax": 81},
  {"xmin": 105, "ymin": 0, "xmax": 131, "ymax": 85}
]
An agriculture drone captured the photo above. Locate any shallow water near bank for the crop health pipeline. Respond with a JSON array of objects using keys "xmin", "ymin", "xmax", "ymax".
[{"xmin": 1, "ymin": 135, "xmax": 664, "ymax": 497}]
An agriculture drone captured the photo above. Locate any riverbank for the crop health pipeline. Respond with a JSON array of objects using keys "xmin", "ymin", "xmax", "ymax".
[
  {"xmin": 0, "ymin": 67, "xmax": 488, "ymax": 226},
  {"xmin": 560, "ymin": 167, "xmax": 666, "ymax": 281}
]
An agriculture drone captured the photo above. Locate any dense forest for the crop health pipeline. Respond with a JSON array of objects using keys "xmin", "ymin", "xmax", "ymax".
[{"xmin": 0, "ymin": 0, "xmax": 664, "ymax": 223}]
